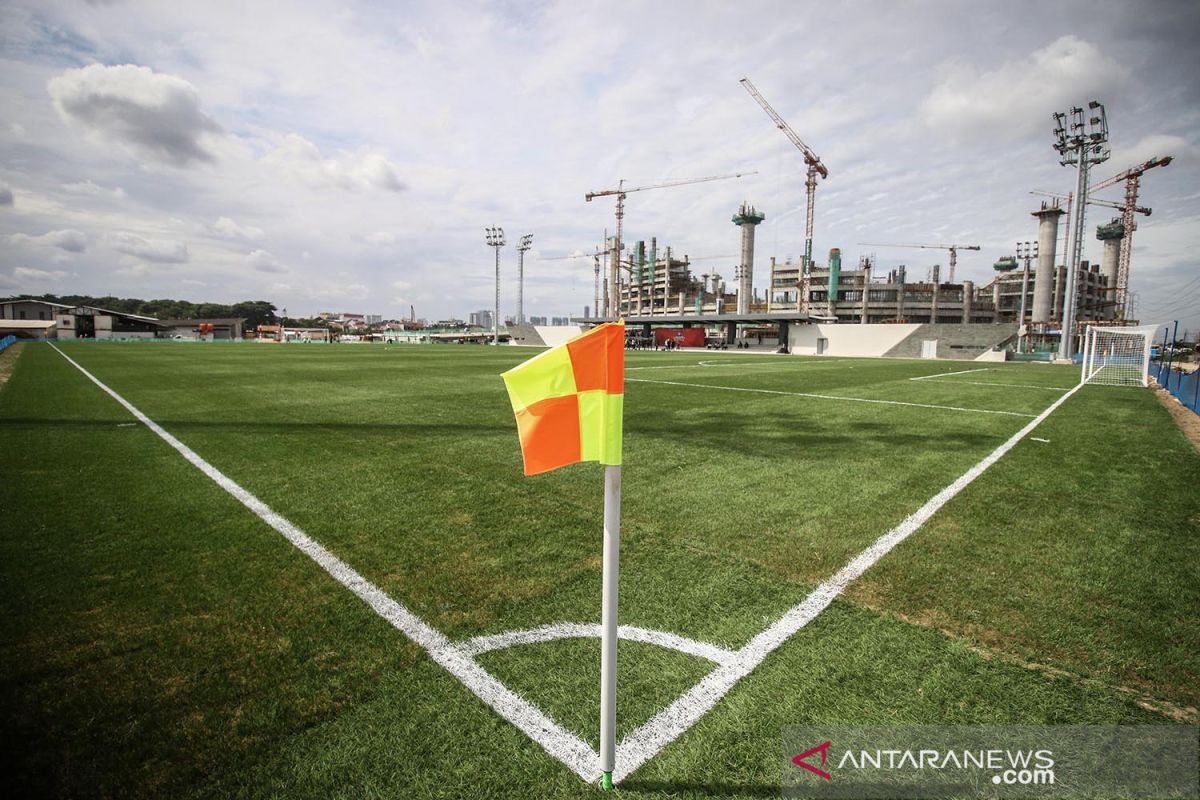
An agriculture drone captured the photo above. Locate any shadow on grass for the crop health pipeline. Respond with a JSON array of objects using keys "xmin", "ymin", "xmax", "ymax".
[
  {"xmin": 621, "ymin": 779, "xmax": 780, "ymax": 797},
  {"xmin": 0, "ymin": 417, "xmax": 512, "ymax": 436},
  {"xmin": 629, "ymin": 409, "xmax": 1002, "ymax": 460}
]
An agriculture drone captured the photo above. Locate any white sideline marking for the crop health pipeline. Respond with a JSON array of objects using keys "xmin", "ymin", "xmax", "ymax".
[
  {"xmin": 917, "ymin": 379, "xmax": 1072, "ymax": 391},
  {"xmin": 49, "ymin": 345, "xmax": 603, "ymax": 783},
  {"xmin": 459, "ymin": 623, "xmax": 736, "ymax": 665},
  {"xmin": 910, "ymin": 368, "xmax": 990, "ymax": 381},
  {"xmin": 1031, "ymin": 437, "xmax": 1051, "ymax": 443},
  {"xmin": 626, "ymin": 361, "xmax": 797, "ymax": 371},
  {"xmin": 610, "ymin": 377, "xmax": 1088, "ymax": 783},
  {"xmin": 628, "ymin": 377, "xmax": 1036, "ymax": 418}
]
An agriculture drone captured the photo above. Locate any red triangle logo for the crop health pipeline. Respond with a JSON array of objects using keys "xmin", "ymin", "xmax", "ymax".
[{"xmin": 792, "ymin": 740, "xmax": 832, "ymax": 780}]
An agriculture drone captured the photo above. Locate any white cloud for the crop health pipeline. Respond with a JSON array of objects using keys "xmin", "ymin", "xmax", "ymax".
[
  {"xmin": 62, "ymin": 180, "xmax": 127, "ymax": 199},
  {"xmin": 1107, "ymin": 135, "xmax": 1197, "ymax": 175},
  {"xmin": 108, "ymin": 231, "xmax": 189, "ymax": 262},
  {"xmin": 47, "ymin": 63, "xmax": 223, "ymax": 166},
  {"xmin": 0, "ymin": 186, "xmax": 12, "ymax": 206},
  {"xmin": 263, "ymin": 133, "xmax": 406, "ymax": 192},
  {"xmin": 365, "ymin": 231, "xmax": 396, "ymax": 245},
  {"xmin": 920, "ymin": 36, "xmax": 1128, "ymax": 139},
  {"xmin": 10, "ymin": 229, "xmax": 88, "ymax": 253},
  {"xmin": 246, "ymin": 248, "xmax": 286, "ymax": 273},
  {"xmin": 14, "ymin": 266, "xmax": 69, "ymax": 282},
  {"xmin": 211, "ymin": 216, "xmax": 264, "ymax": 241}
]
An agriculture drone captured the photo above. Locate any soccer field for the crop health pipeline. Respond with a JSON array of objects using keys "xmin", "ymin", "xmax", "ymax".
[{"xmin": 2, "ymin": 342, "xmax": 1198, "ymax": 798}]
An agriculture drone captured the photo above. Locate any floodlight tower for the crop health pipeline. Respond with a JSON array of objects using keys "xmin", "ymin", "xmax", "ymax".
[
  {"xmin": 1051, "ymin": 101, "xmax": 1109, "ymax": 360},
  {"xmin": 515, "ymin": 233, "xmax": 533, "ymax": 325},
  {"xmin": 485, "ymin": 226, "xmax": 506, "ymax": 345}
]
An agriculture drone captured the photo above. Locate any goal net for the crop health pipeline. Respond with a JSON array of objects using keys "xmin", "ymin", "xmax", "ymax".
[{"xmin": 1080, "ymin": 325, "xmax": 1155, "ymax": 387}]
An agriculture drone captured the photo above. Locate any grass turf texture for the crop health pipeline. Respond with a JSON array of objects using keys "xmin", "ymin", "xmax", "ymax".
[{"xmin": 0, "ymin": 342, "xmax": 1196, "ymax": 798}]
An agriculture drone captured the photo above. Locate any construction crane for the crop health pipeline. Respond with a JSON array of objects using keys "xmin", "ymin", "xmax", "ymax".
[
  {"xmin": 739, "ymin": 76, "xmax": 828, "ymax": 276},
  {"xmin": 585, "ymin": 172, "xmax": 752, "ymax": 316},
  {"xmin": 1086, "ymin": 156, "xmax": 1173, "ymax": 318},
  {"xmin": 544, "ymin": 247, "xmax": 608, "ymax": 319},
  {"xmin": 1031, "ymin": 190, "xmax": 1151, "ymax": 217},
  {"xmin": 857, "ymin": 242, "xmax": 981, "ymax": 283}
]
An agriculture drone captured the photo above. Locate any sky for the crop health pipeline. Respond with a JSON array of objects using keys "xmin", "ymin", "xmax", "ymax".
[{"xmin": 1, "ymin": 0, "xmax": 1198, "ymax": 332}]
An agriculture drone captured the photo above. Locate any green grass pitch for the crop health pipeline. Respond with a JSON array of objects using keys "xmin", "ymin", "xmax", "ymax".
[{"xmin": 1, "ymin": 342, "xmax": 1197, "ymax": 798}]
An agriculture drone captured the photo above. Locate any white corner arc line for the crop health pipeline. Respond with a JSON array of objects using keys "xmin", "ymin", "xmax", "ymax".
[
  {"xmin": 909, "ymin": 368, "xmax": 990, "ymax": 381},
  {"xmin": 458, "ymin": 623, "xmax": 736, "ymax": 665},
  {"xmin": 627, "ymin": 377, "xmax": 1036, "ymax": 418},
  {"xmin": 48, "ymin": 345, "xmax": 602, "ymax": 783},
  {"xmin": 610, "ymin": 378, "xmax": 1088, "ymax": 784}
]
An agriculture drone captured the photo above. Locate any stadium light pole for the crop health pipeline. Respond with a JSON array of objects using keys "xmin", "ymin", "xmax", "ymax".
[
  {"xmin": 516, "ymin": 234, "xmax": 533, "ymax": 325},
  {"xmin": 1051, "ymin": 101, "xmax": 1109, "ymax": 361},
  {"xmin": 1016, "ymin": 241, "xmax": 1037, "ymax": 353},
  {"xmin": 485, "ymin": 227, "xmax": 506, "ymax": 345}
]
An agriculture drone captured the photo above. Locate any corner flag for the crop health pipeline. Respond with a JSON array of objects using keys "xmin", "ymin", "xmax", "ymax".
[
  {"xmin": 502, "ymin": 320, "xmax": 626, "ymax": 790},
  {"xmin": 502, "ymin": 321, "xmax": 624, "ymax": 476}
]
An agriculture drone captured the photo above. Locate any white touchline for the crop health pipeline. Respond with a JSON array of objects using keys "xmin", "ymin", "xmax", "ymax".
[
  {"xmin": 49, "ymin": 345, "xmax": 603, "ymax": 783},
  {"xmin": 610, "ymin": 377, "xmax": 1088, "ymax": 783},
  {"xmin": 50, "ymin": 343, "xmax": 1086, "ymax": 787},
  {"xmin": 628, "ymin": 377, "xmax": 1036, "ymax": 418},
  {"xmin": 625, "ymin": 361, "xmax": 799, "ymax": 371},
  {"xmin": 459, "ymin": 623, "xmax": 736, "ymax": 665},
  {"xmin": 910, "ymin": 368, "xmax": 990, "ymax": 381},
  {"xmin": 915, "ymin": 379, "xmax": 1072, "ymax": 391}
]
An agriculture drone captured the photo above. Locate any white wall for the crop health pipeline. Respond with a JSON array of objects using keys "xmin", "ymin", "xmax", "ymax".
[
  {"xmin": 534, "ymin": 325, "xmax": 584, "ymax": 347},
  {"xmin": 788, "ymin": 323, "xmax": 920, "ymax": 357}
]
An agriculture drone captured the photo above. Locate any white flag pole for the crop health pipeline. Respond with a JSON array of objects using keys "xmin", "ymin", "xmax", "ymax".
[{"xmin": 599, "ymin": 463, "xmax": 621, "ymax": 790}]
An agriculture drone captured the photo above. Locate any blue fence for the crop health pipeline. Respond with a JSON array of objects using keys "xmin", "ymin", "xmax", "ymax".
[
  {"xmin": 1153, "ymin": 360, "xmax": 1200, "ymax": 415},
  {"xmin": 0, "ymin": 335, "xmax": 16, "ymax": 353}
]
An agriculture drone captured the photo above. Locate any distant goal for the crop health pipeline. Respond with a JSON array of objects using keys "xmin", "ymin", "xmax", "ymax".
[{"xmin": 1080, "ymin": 325, "xmax": 1155, "ymax": 387}]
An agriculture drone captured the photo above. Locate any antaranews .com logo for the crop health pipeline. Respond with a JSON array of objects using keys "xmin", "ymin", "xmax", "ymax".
[
  {"xmin": 781, "ymin": 725, "xmax": 1197, "ymax": 799},
  {"xmin": 792, "ymin": 739, "xmax": 1055, "ymax": 786}
]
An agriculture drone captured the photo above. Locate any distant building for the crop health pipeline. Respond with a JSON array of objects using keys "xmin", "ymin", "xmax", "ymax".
[
  {"xmin": 158, "ymin": 318, "xmax": 245, "ymax": 340},
  {"xmin": 528, "ymin": 315, "xmax": 548, "ymax": 325},
  {"xmin": 364, "ymin": 314, "xmax": 382, "ymax": 325},
  {"xmin": 469, "ymin": 310, "xmax": 494, "ymax": 328},
  {"xmin": 551, "ymin": 316, "xmax": 570, "ymax": 325}
]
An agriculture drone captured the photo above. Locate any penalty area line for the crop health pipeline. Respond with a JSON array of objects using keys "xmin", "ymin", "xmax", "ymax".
[
  {"xmin": 627, "ymin": 377, "xmax": 1035, "ymax": 418},
  {"xmin": 48, "ymin": 344, "xmax": 602, "ymax": 783},
  {"xmin": 610, "ymin": 376, "xmax": 1088, "ymax": 784},
  {"xmin": 910, "ymin": 368, "xmax": 990, "ymax": 381}
]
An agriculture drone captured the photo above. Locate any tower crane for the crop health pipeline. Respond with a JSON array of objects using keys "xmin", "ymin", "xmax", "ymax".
[
  {"xmin": 1031, "ymin": 190, "xmax": 1151, "ymax": 218},
  {"xmin": 585, "ymin": 171, "xmax": 753, "ymax": 316},
  {"xmin": 544, "ymin": 247, "xmax": 608, "ymax": 319},
  {"xmin": 1085, "ymin": 156, "xmax": 1173, "ymax": 318},
  {"xmin": 739, "ymin": 77, "xmax": 828, "ymax": 276},
  {"xmin": 857, "ymin": 242, "xmax": 981, "ymax": 283}
]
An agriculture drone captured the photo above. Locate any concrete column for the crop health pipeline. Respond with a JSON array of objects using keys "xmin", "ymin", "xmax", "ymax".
[
  {"xmin": 930, "ymin": 264, "xmax": 940, "ymax": 323},
  {"xmin": 732, "ymin": 203, "xmax": 765, "ymax": 315},
  {"xmin": 1096, "ymin": 221, "xmax": 1123, "ymax": 320},
  {"xmin": 962, "ymin": 280, "xmax": 974, "ymax": 323},
  {"xmin": 649, "ymin": 237, "xmax": 657, "ymax": 316},
  {"xmin": 1031, "ymin": 203, "xmax": 1065, "ymax": 323},
  {"xmin": 860, "ymin": 265, "xmax": 871, "ymax": 323},
  {"xmin": 1053, "ymin": 265, "xmax": 1067, "ymax": 321}
]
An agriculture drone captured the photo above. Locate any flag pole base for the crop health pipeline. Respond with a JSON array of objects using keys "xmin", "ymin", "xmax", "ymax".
[{"xmin": 602, "ymin": 771, "xmax": 613, "ymax": 791}]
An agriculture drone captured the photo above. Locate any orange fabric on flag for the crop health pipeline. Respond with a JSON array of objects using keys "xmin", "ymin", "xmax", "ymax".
[
  {"xmin": 567, "ymin": 322, "xmax": 624, "ymax": 393},
  {"xmin": 513, "ymin": 394, "xmax": 583, "ymax": 476}
]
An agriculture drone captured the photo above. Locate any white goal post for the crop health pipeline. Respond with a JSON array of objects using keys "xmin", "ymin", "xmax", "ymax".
[{"xmin": 1079, "ymin": 325, "xmax": 1156, "ymax": 387}]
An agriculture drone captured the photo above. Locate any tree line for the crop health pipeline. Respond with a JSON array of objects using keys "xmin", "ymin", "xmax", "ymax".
[{"xmin": 15, "ymin": 295, "xmax": 326, "ymax": 329}]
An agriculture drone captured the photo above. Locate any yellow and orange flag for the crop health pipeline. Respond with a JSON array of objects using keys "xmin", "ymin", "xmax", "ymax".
[{"xmin": 502, "ymin": 321, "xmax": 624, "ymax": 475}]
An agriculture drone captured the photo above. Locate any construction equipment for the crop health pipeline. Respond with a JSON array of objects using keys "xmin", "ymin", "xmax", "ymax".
[
  {"xmin": 585, "ymin": 172, "xmax": 753, "ymax": 316},
  {"xmin": 1086, "ymin": 156, "xmax": 1173, "ymax": 317},
  {"xmin": 857, "ymin": 242, "xmax": 981, "ymax": 283},
  {"xmin": 545, "ymin": 247, "xmax": 608, "ymax": 319},
  {"xmin": 739, "ymin": 77, "xmax": 828, "ymax": 276},
  {"xmin": 1031, "ymin": 190, "xmax": 1151, "ymax": 218}
]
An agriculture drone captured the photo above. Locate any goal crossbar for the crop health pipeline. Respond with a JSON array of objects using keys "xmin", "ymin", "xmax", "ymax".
[{"xmin": 1079, "ymin": 325, "xmax": 1155, "ymax": 388}]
